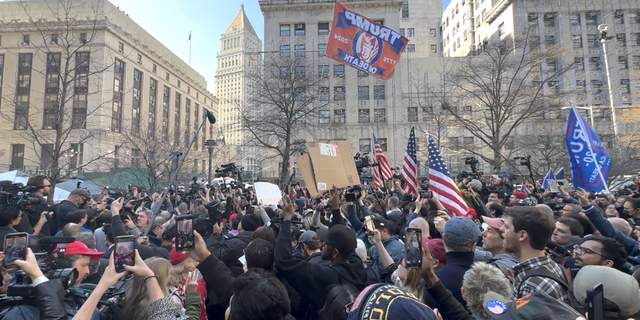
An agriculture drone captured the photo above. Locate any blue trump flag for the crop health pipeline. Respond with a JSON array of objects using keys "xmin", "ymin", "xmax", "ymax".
[
  {"xmin": 542, "ymin": 169, "xmax": 555, "ymax": 190},
  {"xmin": 555, "ymin": 167, "xmax": 566, "ymax": 180},
  {"xmin": 566, "ymin": 107, "xmax": 611, "ymax": 192}
]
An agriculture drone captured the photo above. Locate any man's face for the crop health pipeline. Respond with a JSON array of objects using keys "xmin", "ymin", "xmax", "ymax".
[
  {"xmin": 500, "ymin": 216, "xmax": 520, "ymax": 255},
  {"xmin": 136, "ymin": 212, "xmax": 149, "ymax": 229},
  {"xmin": 623, "ymin": 201, "xmax": 640, "ymax": 219},
  {"xmin": 552, "ymin": 222, "xmax": 572, "ymax": 245},
  {"xmin": 73, "ymin": 255, "xmax": 92, "ymax": 284},
  {"xmin": 617, "ymin": 197, "xmax": 627, "ymax": 206},
  {"xmin": 508, "ymin": 196, "xmax": 518, "ymax": 206},
  {"xmin": 634, "ymin": 226, "xmax": 640, "ymax": 240},
  {"xmin": 320, "ymin": 243, "xmax": 334, "ymax": 260},
  {"xmin": 488, "ymin": 193, "xmax": 502, "ymax": 204},
  {"xmin": 573, "ymin": 240, "xmax": 607, "ymax": 268},
  {"xmin": 597, "ymin": 197, "xmax": 610, "ymax": 207},
  {"xmin": 41, "ymin": 179, "xmax": 52, "ymax": 196},
  {"xmin": 605, "ymin": 205, "xmax": 619, "ymax": 218},
  {"xmin": 482, "ymin": 226, "xmax": 504, "ymax": 252},
  {"xmin": 377, "ymin": 227, "xmax": 390, "ymax": 241},
  {"xmin": 561, "ymin": 206, "xmax": 574, "ymax": 217}
]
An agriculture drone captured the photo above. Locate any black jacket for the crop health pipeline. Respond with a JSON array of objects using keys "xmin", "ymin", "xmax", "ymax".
[
  {"xmin": 110, "ymin": 214, "xmax": 169, "ymax": 260},
  {"xmin": 22, "ymin": 194, "xmax": 53, "ymax": 235},
  {"xmin": 275, "ymin": 219, "xmax": 373, "ymax": 310},
  {"xmin": 54, "ymin": 200, "xmax": 79, "ymax": 231},
  {"xmin": 424, "ymin": 251, "xmax": 475, "ymax": 310},
  {"xmin": 36, "ymin": 279, "xmax": 68, "ymax": 320},
  {"xmin": 426, "ymin": 279, "xmax": 474, "ymax": 320},
  {"xmin": 205, "ymin": 231, "xmax": 253, "ymax": 277}
]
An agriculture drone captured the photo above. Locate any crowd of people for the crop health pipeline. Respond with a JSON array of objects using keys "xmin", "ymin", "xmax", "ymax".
[{"xmin": 0, "ymin": 172, "xmax": 639, "ymax": 320}]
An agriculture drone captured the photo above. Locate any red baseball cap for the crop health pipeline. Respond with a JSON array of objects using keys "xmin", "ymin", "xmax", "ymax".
[
  {"xmin": 423, "ymin": 238, "xmax": 446, "ymax": 264},
  {"xmin": 169, "ymin": 248, "xmax": 189, "ymax": 265},
  {"xmin": 484, "ymin": 216, "xmax": 505, "ymax": 230},
  {"xmin": 56, "ymin": 241, "xmax": 103, "ymax": 262}
]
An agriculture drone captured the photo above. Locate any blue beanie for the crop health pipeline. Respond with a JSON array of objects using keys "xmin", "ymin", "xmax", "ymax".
[{"xmin": 347, "ymin": 284, "xmax": 438, "ymax": 320}]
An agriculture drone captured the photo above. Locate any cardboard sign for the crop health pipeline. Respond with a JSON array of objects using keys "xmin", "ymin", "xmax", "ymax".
[
  {"xmin": 326, "ymin": 2, "xmax": 409, "ymax": 80},
  {"xmin": 254, "ymin": 182, "xmax": 282, "ymax": 205},
  {"xmin": 298, "ymin": 141, "xmax": 361, "ymax": 197}
]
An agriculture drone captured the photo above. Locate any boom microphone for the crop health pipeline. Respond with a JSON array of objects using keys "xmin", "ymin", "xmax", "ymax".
[{"xmin": 206, "ymin": 110, "xmax": 216, "ymax": 124}]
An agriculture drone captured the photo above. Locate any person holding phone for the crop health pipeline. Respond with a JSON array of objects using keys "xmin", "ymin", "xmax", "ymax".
[
  {"xmin": 0, "ymin": 204, "xmax": 49, "ymax": 250},
  {"xmin": 367, "ymin": 216, "xmax": 404, "ymax": 275}
]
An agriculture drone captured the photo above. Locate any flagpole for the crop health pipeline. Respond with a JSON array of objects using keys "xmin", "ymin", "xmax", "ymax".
[
  {"xmin": 189, "ymin": 31, "xmax": 192, "ymax": 66},
  {"xmin": 569, "ymin": 101, "xmax": 610, "ymax": 193}
]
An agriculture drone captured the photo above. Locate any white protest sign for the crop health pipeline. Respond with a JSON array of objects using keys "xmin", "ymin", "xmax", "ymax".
[{"xmin": 254, "ymin": 182, "xmax": 282, "ymax": 205}]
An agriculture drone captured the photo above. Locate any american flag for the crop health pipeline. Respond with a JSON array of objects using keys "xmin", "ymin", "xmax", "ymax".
[
  {"xmin": 427, "ymin": 136, "xmax": 470, "ymax": 217},
  {"xmin": 402, "ymin": 127, "xmax": 419, "ymax": 196},
  {"xmin": 372, "ymin": 134, "xmax": 393, "ymax": 186}
]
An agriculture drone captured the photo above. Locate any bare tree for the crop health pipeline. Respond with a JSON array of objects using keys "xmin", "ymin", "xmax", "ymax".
[
  {"xmin": 428, "ymin": 35, "xmax": 573, "ymax": 173},
  {"xmin": 0, "ymin": 0, "xmax": 117, "ymax": 202},
  {"xmin": 239, "ymin": 55, "xmax": 330, "ymax": 188}
]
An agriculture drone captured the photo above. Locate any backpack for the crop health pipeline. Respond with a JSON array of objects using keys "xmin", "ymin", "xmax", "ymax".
[{"xmin": 517, "ymin": 266, "xmax": 572, "ymax": 295}]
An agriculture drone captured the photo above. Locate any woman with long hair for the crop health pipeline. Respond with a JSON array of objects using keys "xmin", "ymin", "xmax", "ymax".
[{"xmin": 124, "ymin": 256, "xmax": 202, "ymax": 320}]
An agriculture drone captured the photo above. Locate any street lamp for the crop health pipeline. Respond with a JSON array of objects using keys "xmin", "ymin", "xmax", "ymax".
[
  {"xmin": 205, "ymin": 139, "xmax": 217, "ymax": 183},
  {"xmin": 598, "ymin": 24, "xmax": 619, "ymax": 136}
]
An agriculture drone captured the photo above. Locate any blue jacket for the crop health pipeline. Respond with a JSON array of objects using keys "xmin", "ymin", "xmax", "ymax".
[
  {"xmin": 347, "ymin": 204, "xmax": 373, "ymax": 243},
  {"xmin": 583, "ymin": 205, "xmax": 640, "ymax": 258},
  {"xmin": 367, "ymin": 235, "xmax": 404, "ymax": 275},
  {"xmin": 424, "ymin": 251, "xmax": 475, "ymax": 310}
]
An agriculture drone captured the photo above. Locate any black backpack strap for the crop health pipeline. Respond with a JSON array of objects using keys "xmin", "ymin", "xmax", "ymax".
[{"xmin": 518, "ymin": 267, "xmax": 569, "ymax": 294}]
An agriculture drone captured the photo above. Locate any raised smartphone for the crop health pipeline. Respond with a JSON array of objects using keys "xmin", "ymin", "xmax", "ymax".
[
  {"xmin": 176, "ymin": 215, "xmax": 194, "ymax": 251},
  {"xmin": 364, "ymin": 216, "xmax": 374, "ymax": 232},
  {"xmin": 4, "ymin": 233, "xmax": 28, "ymax": 268},
  {"xmin": 405, "ymin": 228, "xmax": 422, "ymax": 269},
  {"xmin": 114, "ymin": 235, "xmax": 135, "ymax": 273},
  {"xmin": 586, "ymin": 283, "xmax": 604, "ymax": 320}
]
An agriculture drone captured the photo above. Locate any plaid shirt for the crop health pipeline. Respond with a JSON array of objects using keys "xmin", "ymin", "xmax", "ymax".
[{"xmin": 512, "ymin": 254, "xmax": 569, "ymax": 303}]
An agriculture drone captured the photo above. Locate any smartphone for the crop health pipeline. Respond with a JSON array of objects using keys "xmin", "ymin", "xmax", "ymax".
[
  {"xmin": 3, "ymin": 233, "xmax": 28, "ymax": 268},
  {"xmin": 364, "ymin": 216, "xmax": 374, "ymax": 232},
  {"xmin": 586, "ymin": 283, "xmax": 604, "ymax": 320},
  {"xmin": 114, "ymin": 235, "xmax": 135, "ymax": 273},
  {"xmin": 176, "ymin": 215, "xmax": 194, "ymax": 251},
  {"xmin": 405, "ymin": 228, "xmax": 422, "ymax": 269}
]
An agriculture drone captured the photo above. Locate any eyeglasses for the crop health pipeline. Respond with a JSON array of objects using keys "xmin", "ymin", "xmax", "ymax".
[
  {"xmin": 573, "ymin": 245, "xmax": 608, "ymax": 259},
  {"xmin": 345, "ymin": 302, "xmax": 354, "ymax": 314},
  {"xmin": 42, "ymin": 185, "xmax": 52, "ymax": 188}
]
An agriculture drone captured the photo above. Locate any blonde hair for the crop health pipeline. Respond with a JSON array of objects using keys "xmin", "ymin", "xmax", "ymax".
[
  {"xmin": 168, "ymin": 257, "xmax": 198, "ymax": 287},
  {"xmin": 124, "ymin": 257, "xmax": 172, "ymax": 317},
  {"xmin": 402, "ymin": 269, "xmax": 425, "ymax": 301}
]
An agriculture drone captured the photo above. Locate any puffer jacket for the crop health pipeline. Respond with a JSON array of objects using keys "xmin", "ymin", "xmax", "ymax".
[{"xmin": 37, "ymin": 279, "xmax": 67, "ymax": 320}]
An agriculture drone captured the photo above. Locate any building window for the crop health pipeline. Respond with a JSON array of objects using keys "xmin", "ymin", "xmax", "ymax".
[
  {"xmin": 358, "ymin": 109, "xmax": 370, "ymax": 123},
  {"xmin": 319, "ymin": 65, "xmax": 329, "ymax": 77},
  {"xmin": 318, "ymin": 43, "xmax": 327, "ymax": 57},
  {"xmin": 148, "ymin": 78, "xmax": 157, "ymax": 139},
  {"xmin": 10, "ymin": 144, "xmax": 24, "ymax": 170},
  {"xmin": 408, "ymin": 107, "xmax": 418, "ymax": 121},
  {"xmin": 619, "ymin": 56, "xmax": 628, "ymax": 70},
  {"xmin": 548, "ymin": 81, "xmax": 560, "ymax": 94},
  {"xmin": 572, "ymin": 35, "xmax": 582, "ymax": 48},
  {"xmin": 295, "ymin": 23, "xmax": 306, "ymax": 36},
  {"xmin": 318, "ymin": 23, "xmax": 330, "ymax": 35},
  {"xmin": 295, "ymin": 66, "xmax": 306, "ymax": 77},
  {"xmin": 576, "ymin": 80, "xmax": 586, "ymax": 92},
  {"xmin": 634, "ymin": 33, "xmax": 640, "ymax": 46},
  {"xmin": 295, "ymin": 44, "xmax": 305, "ymax": 57},
  {"xmin": 617, "ymin": 33, "xmax": 626, "ymax": 47},
  {"xmin": 499, "ymin": 23, "xmax": 506, "ymax": 36},
  {"xmin": 319, "ymin": 110, "xmax": 330, "ymax": 123},
  {"xmin": 586, "ymin": 12, "xmax": 598, "ymax": 26},
  {"xmin": 402, "ymin": 0, "xmax": 409, "ymax": 18},
  {"xmin": 430, "ymin": 45, "xmax": 437, "ymax": 53},
  {"xmin": 334, "ymin": 109, "xmax": 345, "ymax": 123},
  {"xmin": 571, "ymin": 14, "xmax": 581, "ymax": 26},
  {"xmin": 359, "ymin": 139, "xmax": 372, "ymax": 152},
  {"xmin": 587, "ymin": 34, "xmax": 598, "ymax": 47},
  {"xmin": 408, "ymin": 28, "xmax": 415, "ymax": 37},
  {"xmin": 545, "ymin": 35, "xmax": 555, "ymax": 46},
  {"xmin": 334, "ymin": 86, "xmax": 345, "ymax": 100},
  {"xmin": 400, "ymin": 28, "xmax": 405, "ymax": 36},
  {"xmin": 166, "ymin": 72, "xmax": 170, "ymax": 81},
  {"xmin": 358, "ymin": 86, "xmax": 370, "ymax": 100},
  {"xmin": 591, "ymin": 80, "xmax": 603, "ymax": 94},
  {"xmin": 547, "ymin": 58, "xmax": 557, "ymax": 72},
  {"xmin": 184, "ymin": 98, "xmax": 191, "ymax": 144},
  {"xmin": 358, "ymin": 70, "xmax": 369, "ymax": 77},
  {"xmin": 280, "ymin": 45, "xmax": 291, "ymax": 57},
  {"xmin": 137, "ymin": 54, "xmax": 142, "ymax": 64},
  {"xmin": 544, "ymin": 13, "xmax": 555, "ymax": 28},
  {"xmin": 407, "ymin": 44, "xmax": 415, "ymax": 52},
  {"xmin": 374, "ymin": 108, "xmax": 386, "ymax": 122},
  {"xmin": 22, "ymin": 34, "xmax": 30, "ymax": 45},
  {"xmin": 374, "ymin": 85, "xmax": 385, "ymax": 100},
  {"xmin": 621, "ymin": 79, "xmax": 631, "ymax": 94},
  {"xmin": 334, "ymin": 65, "xmax": 345, "ymax": 77},
  {"xmin": 280, "ymin": 66, "xmax": 290, "ymax": 77},
  {"xmin": 575, "ymin": 57, "xmax": 584, "ymax": 70},
  {"xmin": 633, "ymin": 55, "xmax": 640, "ymax": 69},
  {"xmin": 177, "ymin": 79, "xmax": 181, "ymax": 88},
  {"xmin": 589, "ymin": 57, "xmax": 600, "ymax": 70},
  {"xmin": 615, "ymin": 10, "xmax": 624, "ymax": 24},
  {"xmin": 118, "ymin": 42, "xmax": 124, "ymax": 53},
  {"xmin": 152, "ymin": 64, "xmax": 157, "ymax": 73},
  {"xmin": 430, "ymin": 28, "xmax": 437, "ymax": 37},
  {"xmin": 280, "ymin": 25, "xmax": 290, "ymax": 36}
]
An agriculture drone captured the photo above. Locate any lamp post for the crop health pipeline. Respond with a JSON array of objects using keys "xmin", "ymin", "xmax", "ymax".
[
  {"xmin": 598, "ymin": 24, "xmax": 618, "ymax": 136},
  {"xmin": 205, "ymin": 139, "xmax": 217, "ymax": 183}
]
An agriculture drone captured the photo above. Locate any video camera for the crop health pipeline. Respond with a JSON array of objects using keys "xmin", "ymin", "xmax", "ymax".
[
  {"xmin": 461, "ymin": 157, "xmax": 480, "ymax": 175},
  {"xmin": 345, "ymin": 185, "xmax": 363, "ymax": 202},
  {"xmin": 204, "ymin": 200, "xmax": 230, "ymax": 228},
  {"xmin": 0, "ymin": 181, "xmax": 42, "ymax": 210},
  {"xmin": 354, "ymin": 153, "xmax": 379, "ymax": 174},
  {"xmin": 514, "ymin": 156, "xmax": 531, "ymax": 166},
  {"xmin": 215, "ymin": 162, "xmax": 243, "ymax": 179}
]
